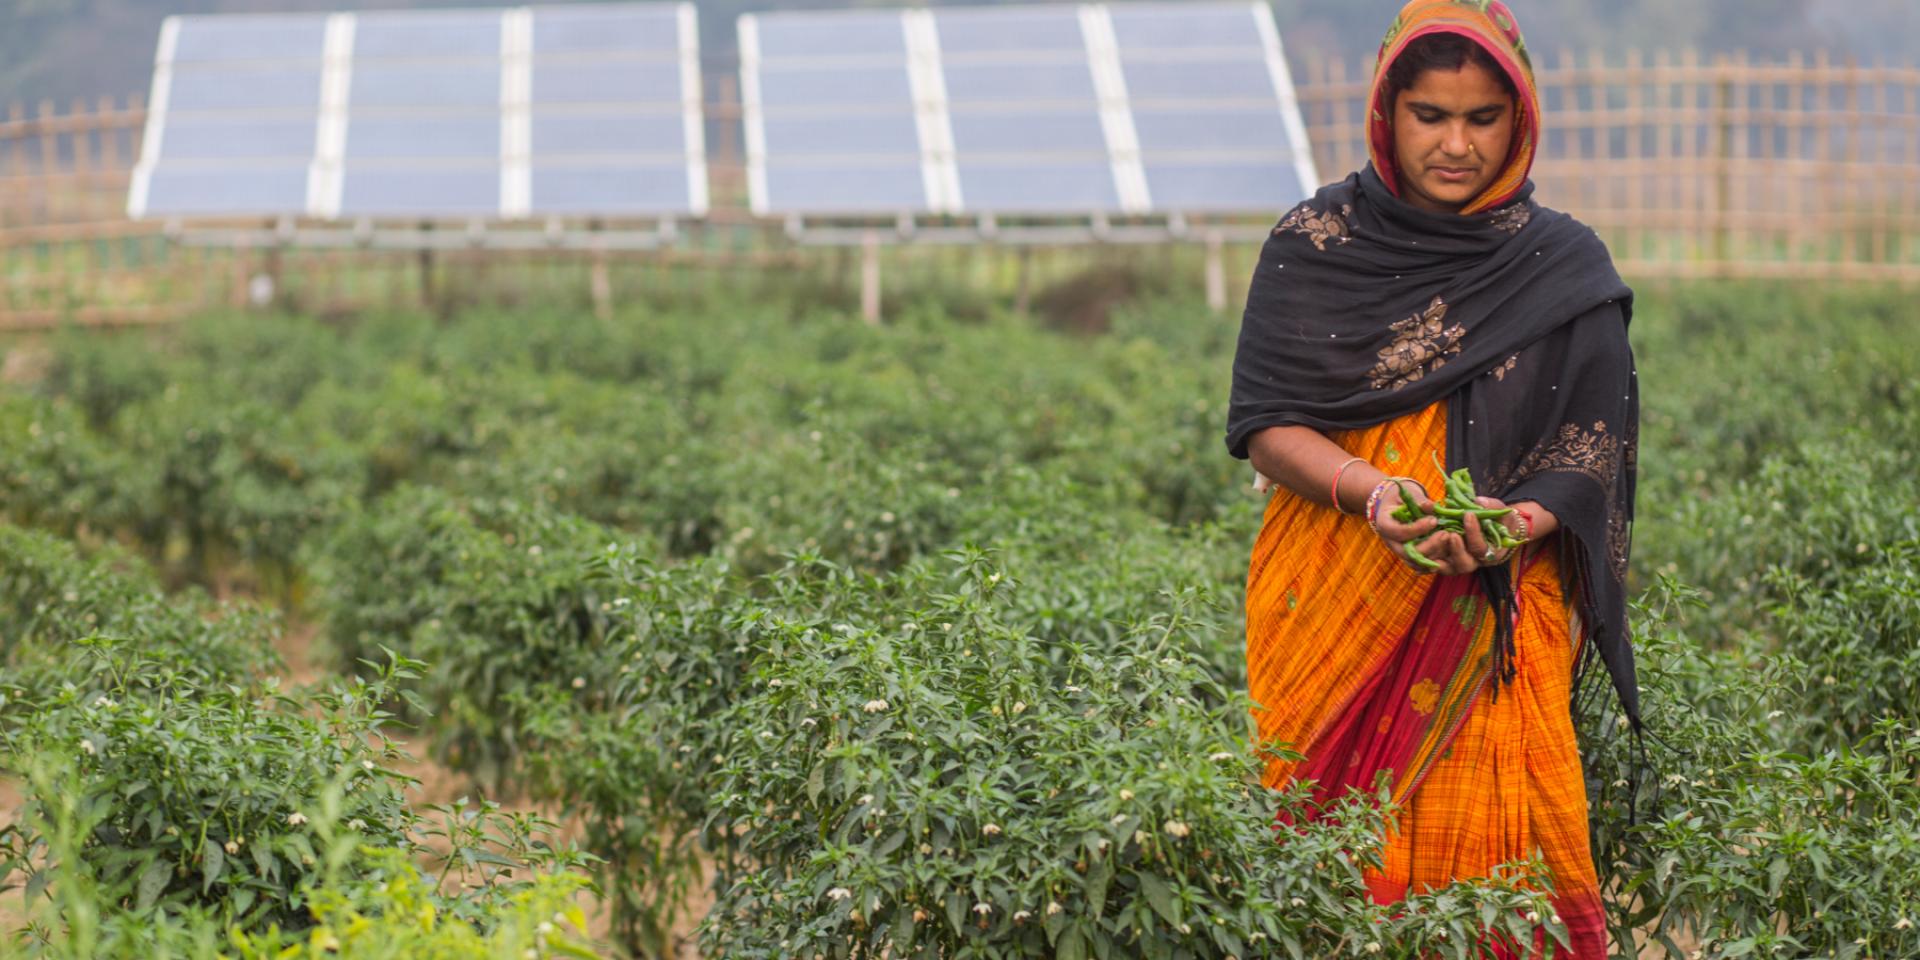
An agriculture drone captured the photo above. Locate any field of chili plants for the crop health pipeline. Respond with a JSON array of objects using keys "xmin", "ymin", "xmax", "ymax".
[{"xmin": 1, "ymin": 275, "xmax": 1917, "ymax": 959}]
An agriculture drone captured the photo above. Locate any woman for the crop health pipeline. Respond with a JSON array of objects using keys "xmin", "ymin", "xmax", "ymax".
[{"xmin": 1225, "ymin": 2, "xmax": 1639, "ymax": 956}]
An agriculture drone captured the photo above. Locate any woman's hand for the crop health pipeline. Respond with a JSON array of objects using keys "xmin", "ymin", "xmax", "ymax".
[
  {"xmin": 1369, "ymin": 479, "xmax": 1454, "ymax": 574},
  {"xmin": 1375, "ymin": 485, "xmax": 1548, "ymax": 576},
  {"xmin": 1459, "ymin": 496, "xmax": 1525, "ymax": 569}
]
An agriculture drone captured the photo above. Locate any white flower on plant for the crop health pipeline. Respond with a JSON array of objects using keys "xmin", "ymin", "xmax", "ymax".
[
  {"xmin": 1526, "ymin": 911, "xmax": 1540, "ymax": 924},
  {"xmin": 1289, "ymin": 897, "xmax": 1305, "ymax": 907},
  {"xmin": 224, "ymin": 840, "xmax": 241, "ymax": 855},
  {"xmin": 862, "ymin": 699, "xmax": 889, "ymax": 713},
  {"xmin": 972, "ymin": 903, "xmax": 991, "ymax": 916},
  {"xmin": 1894, "ymin": 916, "xmax": 1913, "ymax": 931},
  {"xmin": 1046, "ymin": 901, "xmax": 1062, "ymax": 916},
  {"xmin": 1179, "ymin": 923, "xmax": 1192, "ymax": 934},
  {"xmin": 362, "ymin": 759, "xmax": 375, "ymax": 771},
  {"xmin": 346, "ymin": 819, "xmax": 366, "ymax": 831},
  {"xmin": 1065, "ymin": 685, "xmax": 1082, "ymax": 693},
  {"xmin": 92, "ymin": 696, "xmax": 115, "ymax": 709},
  {"xmin": 981, "ymin": 823, "xmax": 1002, "ymax": 836},
  {"xmin": 1209, "ymin": 752, "xmax": 1234, "ymax": 762},
  {"xmin": 858, "ymin": 794, "xmax": 874, "ymax": 806},
  {"xmin": 571, "ymin": 676, "xmax": 585, "ymax": 689},
  {"xmin": 1011, "ymin": 701, "xmax": 1026, "ymax": 714},
  {"xmin": 768, "ymin": 679, "xmax": 784, "ymax": 688},
  {"xmin": 800, "ymin": 717, "xmax": 817, "ymax": 728},
  {"xmin": 1118, "ymin": 789, "xmax": 1134, "ymax": 801},
  {"xmin": 1111, "ymin": 814, "xmax": 1128, "ymax": 826},
  {"xmin": 919, "ymin": 843, "xmax": 932, "ymax": 854},
  {"xmin": 287, "ymin": 812, "xmax": 308, "ymax": 826},
  {"xmin": 1134, "ymin": 830, "xmax": 1150, "ymax": 845},
  {"xmin": 1013, "ymin": 910, "xmax": 1031, "ymax": 922},
  {"xmin": 536, "ymin": 921, "xmax": 553, "ymax": 935},
  {"xmin": 826, "ymin": 887, "xmax": 852, "ymax": 901},
  {"xmin": 79, "ymin": 739, "xmax": 96, "ymax": 756},
  {"xmin": 1365, "ymin": 943, "xmax": 1381, "ymax": 954},
  {"xmin": 1550, "ymin": 914, "xmax": 1563, "ymax": 926},
  {"xmin": 1163, "ymin": 820, "xmax": 1190, "ymax": 839}
]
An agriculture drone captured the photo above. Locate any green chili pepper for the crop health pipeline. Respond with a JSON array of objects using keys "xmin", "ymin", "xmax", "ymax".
[
  {"xmin": 1403, "ymin": 540, "xmax": 1441, "ymax": 571},
  {"xmin": 1393, "ymin": 480, "xmax": 1426, "ymax": 519}
]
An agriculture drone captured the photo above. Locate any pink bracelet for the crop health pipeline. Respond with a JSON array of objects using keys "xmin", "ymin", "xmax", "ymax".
[
  {"xmin": 1329, "ymin": 457, "xmax": 1367, "ymax": 515},
  {"xmin": 1367, "ymin": 476, "xmax": 1424, "ymax": 532}
]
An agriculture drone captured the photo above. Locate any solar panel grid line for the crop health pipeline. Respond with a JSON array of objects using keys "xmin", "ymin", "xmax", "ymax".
[
  {"xmin": 1078, "ymin": 4, "xmax": 1151, "ymax": 213},
  {"xmin": 1251, "ymin": 0, "xmax": 1321, "ymax": 195},
  {"xmin": 903, "ymin": 10, "xmax": 962, "ymax": 213},
  {"xmin": 737, "ymin": 14, "xmax": 770, "ymax": 215},
  {"xmin": 676, "ymin": 1, "xmax": 708, "ymax": 216},
  {"xmin": 306, "ymin": 12, "xmax": 355, "ymax": 218},
  {"xmin": 500, "ymin": 7, "xmax": 533, "ymax": 217},
  {"xmin": 126, "ymin": 15, "xmax": 180, "ymax": 218}
]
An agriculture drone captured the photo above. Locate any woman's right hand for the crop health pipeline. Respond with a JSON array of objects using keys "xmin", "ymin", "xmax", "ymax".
[{"xmin": 1370, "ymin": 479, "xmax": 1474, "ymax": 576}]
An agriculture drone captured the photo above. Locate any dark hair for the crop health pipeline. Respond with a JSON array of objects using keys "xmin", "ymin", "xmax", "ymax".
[{"xmin": 1383, "ymin": 32, "xmax": 1518, "ymax": 110}]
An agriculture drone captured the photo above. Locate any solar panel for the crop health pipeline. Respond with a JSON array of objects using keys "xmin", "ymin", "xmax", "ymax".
[
  {"xmin": 740, "ymin": 0, "xmax": 1318, "ymax": 219},
  {"xmin": 128, "ymin": 2, "xmax": 706, "ymax": 222}
]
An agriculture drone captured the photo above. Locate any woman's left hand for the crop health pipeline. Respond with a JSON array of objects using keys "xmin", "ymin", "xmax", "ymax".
[{"xmin": 1460, "ymin": 496, "xmax": 1527, "ymax": 568}]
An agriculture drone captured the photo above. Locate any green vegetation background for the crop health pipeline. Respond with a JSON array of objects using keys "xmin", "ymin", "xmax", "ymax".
[{"xmin": 1, "ymin": 275, "xmax": 1917, "ymax": 957}]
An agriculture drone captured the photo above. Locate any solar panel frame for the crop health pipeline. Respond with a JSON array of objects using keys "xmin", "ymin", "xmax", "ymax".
[
  {"xmin": 129, "ymin": 2, "xmax": 707, "ymax": 222},
  {"xmin": 740, "ymin": 0, "xmax": 1319, "ymax": 221}
]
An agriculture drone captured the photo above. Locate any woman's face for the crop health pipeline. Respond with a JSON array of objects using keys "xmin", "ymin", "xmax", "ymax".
[{"xmin": 1390, "ymin": 60, "xmax": 1515, "ymax": 214}]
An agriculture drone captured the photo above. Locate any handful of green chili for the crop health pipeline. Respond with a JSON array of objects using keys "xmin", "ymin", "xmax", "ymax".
[{"xmin": 1389, "ymin": 453, "xmax": 1529, "ymax": 571}]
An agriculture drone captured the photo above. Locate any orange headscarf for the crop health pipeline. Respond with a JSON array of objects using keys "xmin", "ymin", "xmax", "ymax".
[{"xmin": 1365, "ymin": 0, "xmax": 1541, "ymax": 214}]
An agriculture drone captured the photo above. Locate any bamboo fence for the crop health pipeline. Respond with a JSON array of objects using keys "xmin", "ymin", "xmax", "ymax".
[{"xmin": 1, "ymin": 51, "xmax": 1917, "ymax": 328}]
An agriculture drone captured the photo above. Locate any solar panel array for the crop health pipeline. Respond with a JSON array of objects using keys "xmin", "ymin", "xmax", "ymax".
[
  {"xmin": 129, "ymin": 2, "xmax": 706, "ymax": 220},
  {"xmin": 740, "ymin": 1, "xmax": 1318, "ymax": 218}
]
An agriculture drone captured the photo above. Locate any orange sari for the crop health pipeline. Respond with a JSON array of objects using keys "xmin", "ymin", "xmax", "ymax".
[{"xmin": 1246, "ymin": 400, "xmax": 1607, "ymax": 957}]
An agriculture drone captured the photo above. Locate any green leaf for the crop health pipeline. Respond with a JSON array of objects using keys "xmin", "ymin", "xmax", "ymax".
[
  {"xmin": 1136, "ymin": 872, "xmax": 1180, "ymax": 927},
  {"xmin": 1766, "ymin": 857, "xmax": 1789, "ymax": 897},
  {"xmin": 136, "ymin": 859, "xmax": 171, "ymax": 912},
  {"xmin": 1085, "ymin": 856, "xmax": 1113, "ymax": 915},
  {"xmin": 201, "ymin": 838, "xmax": 224, "ymax": 893},
  {"xmin": 1057, "ymin": 927, "xmax": 1087, "ymax": 960}
]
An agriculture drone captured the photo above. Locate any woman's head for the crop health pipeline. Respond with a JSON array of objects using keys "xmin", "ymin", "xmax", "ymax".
[
  {"xmin": 1365, "ymin": 0, "xmax": 1540, "ymax": 215},
  {"xmin": 1384, "ymin": 34, "xmax": 1517, "ymax": 214}
]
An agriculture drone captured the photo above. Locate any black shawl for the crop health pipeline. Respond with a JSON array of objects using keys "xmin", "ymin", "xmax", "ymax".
[{"xmin": 1226, "ymin": 164, "xmax": 1642, "ymax": 739}]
